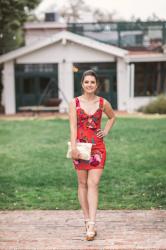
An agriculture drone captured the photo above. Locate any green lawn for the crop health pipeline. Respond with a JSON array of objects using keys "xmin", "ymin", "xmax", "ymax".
[{"xmin": 0, "ymin": 117, "xmax": 166, "ymax": 210}]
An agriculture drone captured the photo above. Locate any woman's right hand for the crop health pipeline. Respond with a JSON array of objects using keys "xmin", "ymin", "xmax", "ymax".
[{"xmin": 71, "ymin": 148, "xmax": 81, "ymax": 160}]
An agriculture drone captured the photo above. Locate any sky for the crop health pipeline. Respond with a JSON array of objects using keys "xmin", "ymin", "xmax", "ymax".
[{"xmin": 35, "ymin": 0, "xmax": 166, "ymax": 21}]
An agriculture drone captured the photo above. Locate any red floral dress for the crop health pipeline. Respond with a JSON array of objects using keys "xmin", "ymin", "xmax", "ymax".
[{"xmin": 73, "ymin": 96, "xmax": 106, "ymax": 171}]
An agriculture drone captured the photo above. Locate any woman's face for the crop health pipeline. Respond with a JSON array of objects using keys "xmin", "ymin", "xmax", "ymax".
[{"xmin": 82, "ymin": 75, "xmax": 98, "ymax": 94}]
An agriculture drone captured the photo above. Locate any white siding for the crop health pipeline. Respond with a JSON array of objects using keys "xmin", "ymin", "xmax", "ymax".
[
  {"xmin": 127, "ymin": 97, "xmax": 156, "ymax": 112},
  {"xmin": 25, "ymin": 30, "xmax": 63, "ymax": 46},
  {"xmin": 17, "ymin": 41, "xmax": 115, "ymax": 64}
]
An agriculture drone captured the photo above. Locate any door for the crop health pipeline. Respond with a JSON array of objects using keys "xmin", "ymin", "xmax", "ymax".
[{"xmin": 97, "ymin": 72, "xmax": 117, "ymax": 109}]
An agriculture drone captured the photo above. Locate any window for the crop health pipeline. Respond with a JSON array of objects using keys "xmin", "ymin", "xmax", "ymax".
[
  {"xmin": 134, "ymin": 62, "xmax": 166, "ymax": 96},
  {"xmin": 24, "ymin": 64, "xmax": 55, "ymax": 73},
  {"xmin": 98, "ymin": 77, "xmax": 110, "ymax": 93},
  {"xmin": 16, "ymin": 64, "xmax": 57, "ymax": 73}
]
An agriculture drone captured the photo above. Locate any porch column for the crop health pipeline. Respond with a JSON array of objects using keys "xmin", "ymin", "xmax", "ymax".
[
  {"xmin": 58, "ymin": 61, "xmax": 74, "ymax": 112},
  {"xmin": 126, "ymin": 63, "xmax": 135, "ymax": 112},
  {"xmin": 3, "ymin": 60, "xmax": 16, "ymax": 114},
  {"xmin": 117, "ymin": 58, "xmax": 128, "ymax": 111},
  {"xmin": 130, "ymin": 63, "xmax": 135, "ymax": 98}
]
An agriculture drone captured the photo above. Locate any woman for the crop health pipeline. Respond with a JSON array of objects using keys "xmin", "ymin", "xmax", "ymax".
[{"xmin": 68, "ymin": 69, "xmax": 116, "ymax": 241}]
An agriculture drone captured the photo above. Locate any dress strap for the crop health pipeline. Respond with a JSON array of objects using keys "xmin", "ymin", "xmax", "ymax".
[
  {"xmin": 99, "ymin": 97, "xmax": 104, "ymax": 110},
  {"xmin": 75, "ymin": 97, "xmax": 80, "ymax": 108}
]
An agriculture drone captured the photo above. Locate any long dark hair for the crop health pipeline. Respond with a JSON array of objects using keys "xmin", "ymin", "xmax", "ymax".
[{"xmin": 81, "ymin": 69, "xmax": 99, "ymax": 93}]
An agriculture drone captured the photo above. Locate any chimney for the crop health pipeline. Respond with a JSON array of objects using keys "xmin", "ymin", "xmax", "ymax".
[{"xmin": 45, "ymin": 12, "xmax": 59, "ymax": 22}]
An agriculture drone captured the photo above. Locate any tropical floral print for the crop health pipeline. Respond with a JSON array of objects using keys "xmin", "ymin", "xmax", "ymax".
[
  {"xmin": 73, "ymin": 97, "xmax": 106, "ymax": 170},
  {"xmin": 77, "ymin": 110, "xmax": 100, "ymax": 130},
  {"xmin": 89, "ymin": 150, "xmax": 102, "ymax": 166},
  {"xmin": 73, "ymin": 151, "xmax": 102, "ymax": 168},
  {"xmin": 73, "ymin": 159, "xmax": 80, "ymax": 166}
]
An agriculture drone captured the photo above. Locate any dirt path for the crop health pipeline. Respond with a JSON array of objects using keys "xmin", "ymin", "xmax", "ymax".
[{"xmin": 0, "ymin": 209, "xmax": 166, "ymax": 249}]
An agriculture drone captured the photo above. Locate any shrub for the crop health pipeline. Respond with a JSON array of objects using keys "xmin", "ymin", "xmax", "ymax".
[{"xmin": 139, "ymin": 94, "xmax": 166, "ymax": 114}]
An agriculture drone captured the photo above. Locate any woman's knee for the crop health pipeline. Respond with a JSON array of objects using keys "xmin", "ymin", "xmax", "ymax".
[
  {"xmin": 87, "ymin": 178, "xmax": 99, "ymax": 188},
  {"xmin": 78, "ymin": 179, "xmax": 88, "ymax": 188}
]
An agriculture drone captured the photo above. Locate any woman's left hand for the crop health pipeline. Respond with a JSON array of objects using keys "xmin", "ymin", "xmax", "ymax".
[{"xmin": 96, "ymin": 129, "xmax": 106, "ymax": 138}]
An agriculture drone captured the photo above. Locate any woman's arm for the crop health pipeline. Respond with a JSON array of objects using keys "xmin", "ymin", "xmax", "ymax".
[
  {"xmin": 96, "ymin": 99, "xmax": 116, "ymax": 138},
  {"xmin": 68, "ymin": 99, "xmax": 80, "ymax": 159}
]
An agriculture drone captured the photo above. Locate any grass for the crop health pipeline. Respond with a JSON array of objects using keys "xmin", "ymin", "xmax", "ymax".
[{"xmin": 0, "ymin": 117, "xmax": 166, "ymax": 210}]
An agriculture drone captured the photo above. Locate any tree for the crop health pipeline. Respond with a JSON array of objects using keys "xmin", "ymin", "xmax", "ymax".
[
  {"xmin": 59, "ymin": 0, "xmax": 90, "ymax": 23},
  {"xmin": 92, "ymin": 8, "xmax": 117, "ymax": 22},
  {"xmin": 146, "ymin": 13, "xmax": 161, "ymax": 21},
  {"xmin": 0, "ymin": 0, "xmax": 41, "ymax": 55},
  {"xmin": 0, "ymin": 0, "xmax": 40, "ymax": 113}
]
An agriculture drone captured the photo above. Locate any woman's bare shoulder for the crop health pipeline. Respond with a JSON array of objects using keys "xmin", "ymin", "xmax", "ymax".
[
  {"xmin": 102, "ymin": 97, "xmax": 110, "ymax": 105},
  {"xmin": 102, "ymin": 98, "xmax": 114, "ymax": 111},
  {"xmin": 69, "ymin": 98, "xmax": 76, "ymax": 105}
]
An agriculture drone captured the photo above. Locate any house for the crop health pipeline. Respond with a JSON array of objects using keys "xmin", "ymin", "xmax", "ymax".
[{"xmin": 0, "ymin": 20, "xmax": 166, "ymax": 114}]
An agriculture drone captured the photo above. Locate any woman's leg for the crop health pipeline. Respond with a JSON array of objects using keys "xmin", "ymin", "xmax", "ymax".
[
  {"xmin": 87, "ymin": 169, "xmax": 103, "ymax": 223},
  {"xmin": 76, "ymin": 169, "xmax": 89, "ymax": 220}
]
